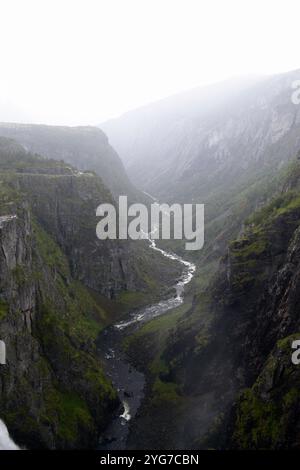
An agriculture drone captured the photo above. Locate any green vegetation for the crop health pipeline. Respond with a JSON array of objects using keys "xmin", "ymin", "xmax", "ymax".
[
  {"xmin": 0, "ymin": 137, "xmax": 74, "ymax": 172},
  {"xmin": 0, "ymin": 299, "xmax": 8, "ymax": 321},
  {"xmin": 231, "ymin": 237, "xmax": 267, "ymax": 258},
  {"xmin": 0, "ymin": 211, "xmax": 118, "ymax": 447},
  {"xmin": 246, "ymin": 190, "xmax": 300, "ymax": 227},
  {"xmin": 227, "ymin": 173, "xmax": 300, "ymax": 295},
  {"xmin": 43, "ymin": 388, "xmax": 93, "ymax": 444},
  {"xmin": 233, "ymin": 333, "xmax": 300, "ymax": 449},
  {"xmin": 124, "ymin": 301, "xmax": 190, "ymax": 353},
  {"xmin": 233, "ymin": 388, "xmax": 281, "ymax": 449},
  {"xmin": 29, "ymin": 221, "xmax": 118, "ymax": 446},
  {"xmin": 12, "ymin": 264, "xmax": 30, "ymax": 287},
  {"xmin": 124, "ymin": 302, "xmax": 192, "ymax": 412},
  {"xmin": 33, "ymin": 221, "xmax": 69, "ymax": 275},
  {"xmin": 116, "ymin": 290, "xmax": 155, "ymax": 313},
  {"xmin": 34, "ymin": 221, "xmax": 109, "ymax": 334},
  {"xmin": 152, "ymin": 378, "xmax": 180, "ymax": 405}
]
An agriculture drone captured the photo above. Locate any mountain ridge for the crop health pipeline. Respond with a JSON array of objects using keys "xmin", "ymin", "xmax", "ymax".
[
  {"xmin": 0, "ymin": 123, "xmax": 141, "ymax": 201},
  {"xmin": 102, "ymin": 68, "xmax": 300, "ymax": 201}
]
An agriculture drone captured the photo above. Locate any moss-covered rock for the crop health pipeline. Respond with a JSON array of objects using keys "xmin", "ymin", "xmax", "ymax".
[{"xmin": 232, "ymin": 334, "xmax": 300, "ymax": 449}]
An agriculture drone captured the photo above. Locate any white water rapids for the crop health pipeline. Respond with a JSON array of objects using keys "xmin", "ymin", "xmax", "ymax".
[
  {"xmin": 115, "ymin": 235, "xmax": 195, "ymax": 331},
  {"xmin": 0, "ymin": 419, "xmax": 19, "ymax": 450},
  {"xmin": 99, "ymin": 230, "xmax": 196, "ymax": 448}
]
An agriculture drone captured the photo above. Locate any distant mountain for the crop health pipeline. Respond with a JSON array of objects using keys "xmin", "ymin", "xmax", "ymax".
[
  {"xmin": 102, "ymin": 70, "xmax": 300, "ymax": 264},
  {"xmin": 102, "ymin": 70, "xmax": 300, "ymax": 203},
  {"xmin": 0, "ymin": 123, "xmax": 139, "ymax": 200}
]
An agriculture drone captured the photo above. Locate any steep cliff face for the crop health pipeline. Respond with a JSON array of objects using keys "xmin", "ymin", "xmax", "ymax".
[
  {"xmin": 0, "ymin": 139, "xmax": 122, "ymax": 448},
  {"xmin": 0, "ymin": 138, "xmax": 181, "ymax": 448},
  {"xmin": 125, "ymin": 158, "xmax": 300, "ymax": 450},
  {"xmin": 177, "ymin": 159, "xmax": 300, "ymax": 449},
  {"xmin": 225, "ymin": 166, "xmax": 300, "ymax": 449},
  {"xmin": 14, "ymin": 172, "xmax": 142, "ymax": 298},
  {"xmin": 0, "ymin": 201, "xmax": 118, "ymax": 449},
  {"xmin": 0, "ymin": 123, "xmax": 139, "ymax": 200},
  {"xmin": 0, "ymin": 138, "xmax": 180, "ymax": 302}
]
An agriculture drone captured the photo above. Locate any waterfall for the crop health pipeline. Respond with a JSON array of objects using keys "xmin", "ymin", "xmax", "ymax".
[{"xmin": 0, "ymin": 419, "xmax": 19, "ymax": 450}]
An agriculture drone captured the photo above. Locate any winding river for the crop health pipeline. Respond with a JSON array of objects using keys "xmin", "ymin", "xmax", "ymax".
[
  {"xmin": 0, "ymin": 205, "xmax": 195, "ymax": 451},
  {"xmin": 97, "ymin": 235, "xmax": 196, "ymax": 450}
]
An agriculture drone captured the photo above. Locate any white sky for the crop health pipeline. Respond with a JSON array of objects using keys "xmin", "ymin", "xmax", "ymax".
[{"xmin": 0, "ymin": 0, "xmax": 300, "ymax": 125}]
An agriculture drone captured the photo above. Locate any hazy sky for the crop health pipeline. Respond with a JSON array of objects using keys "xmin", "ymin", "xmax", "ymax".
[{"xmin": 0, "ymin": 0, "xmax": 300, "ymax": 126}]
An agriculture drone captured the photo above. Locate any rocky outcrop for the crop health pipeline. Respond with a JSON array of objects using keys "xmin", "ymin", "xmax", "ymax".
[
  {"xmin": 0, "ymin": 138, "xmax": 181, "ymax": 448},
  {"xmin": 14, "ymin": 172, "xmax": 138, "ymax": 298},
  {"xmin": 0, "ymin": 197, "xmax": 119, "ymax": 449},
  {"xmin": 0, "ymin": 123, "xmax": 139, "ymax": 200},
  {"xmin": 125, "ymin": 158, "xmax": 300, "ymax": 450},
  {"xmin": 190, "ymin": 160, "xmax": 300, "ymax": 448}
]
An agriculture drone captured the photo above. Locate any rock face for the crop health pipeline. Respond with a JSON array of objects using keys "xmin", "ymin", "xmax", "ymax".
[
  {"xmin": 102, "ymin": 70, "xmax": 300, "ymax": 203},
  {"xmin": 0, "ymin": 205, "xmax": 119, "ymax": 449},
  {"xmin": 15, "ymin": 172, "xmax": 142, "ymax": 298},
  {"xmin": 102, "ymin": 69, "xmax": 300, "ymax": 268},
  {"xmin": 0, "ymin": 138, "xmax": 181, "ymax": 449},
  {"xmin": 224, "ymin": 168, "xmax": 300, "ymax": 449},
  {"xmin": 126, "ymin": 158, "xmax": 300, "ymax": 450},
  {"xmin": 0, "ymin": 123, "xmax": 138, "ymax": 200},
  {"xmin": 0, "ymin": 140, "xmax": 119, "ymax": 448},
  {"xmin": 189, "ymin": 161, "xmax": 300, "ymax": 449}
]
